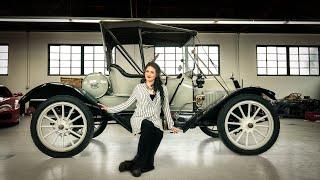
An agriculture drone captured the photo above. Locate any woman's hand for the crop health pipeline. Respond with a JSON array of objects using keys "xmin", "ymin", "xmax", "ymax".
[
  {"xmin": 97, "ymin": 103, "xmax": 108, "ymax": 111},
  {"xmin": 171, "ymin": 127, "xmax": 182, "ymax": 134}
]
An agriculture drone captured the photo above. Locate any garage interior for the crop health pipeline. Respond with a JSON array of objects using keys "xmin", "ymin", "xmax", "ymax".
[{"xmin": 0, "ymin": 1, "xmax": 320, "ymax": 180}]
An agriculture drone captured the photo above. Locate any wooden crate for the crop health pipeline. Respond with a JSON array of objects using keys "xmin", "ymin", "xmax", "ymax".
[{"xmin": 60, "ymin": 77, "xmax": 83, "ymax": 88}]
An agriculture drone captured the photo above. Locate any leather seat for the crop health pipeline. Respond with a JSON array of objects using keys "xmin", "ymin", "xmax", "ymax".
[{"xmin": 109, "ymin": 64, "xmax": 143, "ymax": 96}]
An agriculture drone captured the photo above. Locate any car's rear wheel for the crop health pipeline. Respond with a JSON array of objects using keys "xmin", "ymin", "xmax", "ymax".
[
  {"xmin": 200, "ymin": 126, "xmax": 219, "ymax": 138},
  {"xmin": 30, "ymin": 95, "xmax": 94, "ymax": 158},
  {"xmin": 217, "ymin": 94, "xmax": 280, "ymax": 155},
  {"xmin": 92, "ymin": 119, "xmax": 108, "ymax": 138}
]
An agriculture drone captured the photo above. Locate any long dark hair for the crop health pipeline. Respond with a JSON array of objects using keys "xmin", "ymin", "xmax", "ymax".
[{"xmin": 140, "ymin": 62, "xmax": 165, "ymax": 106}]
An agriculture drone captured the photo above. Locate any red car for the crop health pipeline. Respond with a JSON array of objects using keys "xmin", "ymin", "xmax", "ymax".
[{"xmin": 0, "ymin": 85, "xmax": 22, "ymax": 125}]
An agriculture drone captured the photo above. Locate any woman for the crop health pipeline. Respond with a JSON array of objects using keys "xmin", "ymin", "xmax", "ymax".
[{"xmin": 98, "ymin": 62, "xmax": 181, "ymax": 177}]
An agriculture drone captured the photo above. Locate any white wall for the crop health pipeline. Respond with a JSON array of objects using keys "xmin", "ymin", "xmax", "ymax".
[
  {"xmin": 0, "ymin": 31, "xmax": 319, "ymax": 99},
  {"xmin": 0, "ymin": 32, "xmax": 28, "ymax": 94},
  {"xmin": 238, "ymin": 34, "xmax": 320, "ymax": 99}
]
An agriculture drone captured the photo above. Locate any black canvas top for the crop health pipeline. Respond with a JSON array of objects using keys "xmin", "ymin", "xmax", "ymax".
[{"xmin": 100, "ymin": 20, "xmax": 197, "ymax": 47}]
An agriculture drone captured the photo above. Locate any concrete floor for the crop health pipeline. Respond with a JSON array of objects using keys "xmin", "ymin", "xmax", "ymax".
[{"xmin": 0, "ymin": 116, "xmax": 319, "ymax": 180}]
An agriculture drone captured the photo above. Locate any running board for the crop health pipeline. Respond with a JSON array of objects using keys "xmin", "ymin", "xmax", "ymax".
[
  {"xmin": 181, "ymin": 98, "xmax": 223, "ymax": 132},
  {"xmin": 181, "ymin": 94, "xmax": 228, "ymax": 132},
  {"xmin": 104, "ymin": 112, "xmax": 132, "ymax": 133},
  {"xmin": 180, "ymin": 109, "xmax": 206, "ymax": 132},
  {"xmin": 104, "ymin": 108, "xmax": 206, "ymax": 134}
]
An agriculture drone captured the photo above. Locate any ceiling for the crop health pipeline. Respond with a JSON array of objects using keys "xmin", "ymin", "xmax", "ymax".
[{"xmin": 1, "ymin": 0, "xmax": 320, "ymax": 33}]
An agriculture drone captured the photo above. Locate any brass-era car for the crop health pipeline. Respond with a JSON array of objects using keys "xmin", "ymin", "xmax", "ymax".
[{"xmin": 19, "ymin": 20, "xmax": 280, "ymax": 157}]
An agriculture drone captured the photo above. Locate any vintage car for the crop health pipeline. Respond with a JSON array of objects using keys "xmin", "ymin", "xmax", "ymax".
[
  {"xmin": 19, "ymin": 20, "xmax": 280, "ymax": 158},
  {"xmin": 0, "ymin": 85, "xmax": 22, "ymax": 125}
]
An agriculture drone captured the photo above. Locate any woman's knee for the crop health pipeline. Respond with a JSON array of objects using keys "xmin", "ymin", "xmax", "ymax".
[{"xmin": 141, "ymin": 119, "xmax": 154, "ymax": 130}]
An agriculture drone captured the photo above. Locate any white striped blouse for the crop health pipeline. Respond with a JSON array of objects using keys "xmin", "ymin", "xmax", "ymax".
[{"xmin": 106, "ymin": 82, "xmax": 174, "ymax": 135}]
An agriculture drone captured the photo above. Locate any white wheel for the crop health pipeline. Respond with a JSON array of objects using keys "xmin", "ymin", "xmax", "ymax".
[
  {"xmin": 225, "ymin": 100, "xmax": 273, "ymax": 150},
  {"xmin": 31, "ymin": 95, "xmax": 94, "ymax": 157},
  {"xmin": 217, "ymin": 94, "xmax": 280, "ymax": 155},
  {"xmin": 37, "ymin": 102, "xmax": 88, "ymax": 152}
]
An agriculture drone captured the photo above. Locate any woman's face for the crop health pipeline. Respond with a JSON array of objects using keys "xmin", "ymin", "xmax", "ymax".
[{"xmin": 145, "ymin": 66, "xmax": 157, "ymax": 83}]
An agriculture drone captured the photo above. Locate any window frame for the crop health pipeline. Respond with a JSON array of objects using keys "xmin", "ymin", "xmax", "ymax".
[
  {"xmin": 83, "ymin": 44, "xmax": 116, "ymax": 75},
  {"xmin": 288, "ymin": 46, "xmax": 320, "ymax": 76},
  {"xmin": 48, "ymin": 44, "xmax": 115, "ymax": 76},
  {"xmin": 154, "ymin": 44, "xmax": 220, "ymax": 76},
  {"xmin": 256, "ymin": 45, "xmax": 320, "ymax": 76},
  {"xmin": 0, "ymin": 43, "xmax": 9, "ymax": 76},
  {"xmin": 256, "ymin": 45, "xmax": 289, "ymax": 76}
]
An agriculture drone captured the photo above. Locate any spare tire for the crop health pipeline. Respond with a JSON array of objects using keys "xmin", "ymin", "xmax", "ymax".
[{"xmin": 82, "ymin": 72, "xmax": 109, "ymax": 98}]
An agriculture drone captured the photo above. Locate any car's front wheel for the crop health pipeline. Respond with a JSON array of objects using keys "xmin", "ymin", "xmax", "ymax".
[
  {"xmin": 30, "ymin": 95, "xmax": 94, "ymax": 158},
  {"xmin": 217, "ymin": 94, "xmax": 280, "ymax": 155}
]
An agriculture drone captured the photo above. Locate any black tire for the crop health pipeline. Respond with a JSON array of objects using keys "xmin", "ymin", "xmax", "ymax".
[
  {"xmin": 217, "ymin": 94, "xmax": 280, "ymax": 155},
  {"xmin": 200, "ymin": 126, "xmax": 219, "ymax": 138},
  {"xmin": 92, "ymin": 119, "xmax": 108, "ymax": 138},
  {"xmin": 69, "ymin": 119, "xmax": 107, "ymax": 139},
  {"xmin": 30, "ymin": 95, "xmax": 94, "ymax": 158}
]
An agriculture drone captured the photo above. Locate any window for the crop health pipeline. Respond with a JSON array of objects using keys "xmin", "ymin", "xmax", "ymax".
[
  {"xmin": 84, "ymin": 45, "xmax": 110, "ymax": 75},
  {"xmin": 155, "ymin": 45, "xmax": 219, "ymax": 75},
  {"xmin": 256, "ymin": 46, "xmax": 287, "ymax": 75},
  {"xmin": 49, "ymin": 45, "xmax": 81, "ymax": 75},
  {"xmin": 0, "ymin": 45, "xmax": 8, "ymax": 75},
  {"xmin": 189, "ymin": 46, "xmax": 219, "ymax": 75},
  {"xmin": 155, "ymin": 47, "xmax": 183, "ymax": 75},
  {"xmin": 48, "ymin": 44, "xmax": 115, "ymax": 75},
  {"xmin": 257, "ymin": 45, "xmax": 320, "ymax": 76},
  {"xmin": 289, "ymin": 47, "xmax": 319, "ymax": 75}
]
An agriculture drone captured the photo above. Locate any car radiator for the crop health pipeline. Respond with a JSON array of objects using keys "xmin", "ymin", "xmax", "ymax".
[{"xmin": 201, "ymin": 90, "xmax": 226, "ymax": 108}]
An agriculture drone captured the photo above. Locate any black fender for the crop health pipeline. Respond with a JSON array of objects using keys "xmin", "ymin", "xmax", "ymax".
[
  {"xmin": 202, "ymin": 87, "xmax": 276, "ymax": 122},
  {"xmin": 19, "ymin": 82, "xmax": 99, "ymax": 114},
  {"xmin": 227, "ymin": 87, "xmax": 276, "ymax": 101},
  {"xmin": 182, "ymin": 87, "xmax": 276, "ymax": 132}
]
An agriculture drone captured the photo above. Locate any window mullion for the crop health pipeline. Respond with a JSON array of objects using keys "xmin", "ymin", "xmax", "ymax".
[
  {"xmin": 93, "ymin": 46, "xmax": 95, "ymax": 73},
  {"xmin": 174, "ymin": 47, "xmax": 177, "ymax": 75},
  {"xmin": 81, "ymin": 46, "xmax": 84, "ymax": 75},
  {"xmin": 319, "ymin": 47, "xmax": 320, "ymax": 75},
  {"xmin": 59, "ymin": 46, "xmax": 61, "ymax": 75},
  {"xmin": 287, "ymin": 46, "xmax": 290, "ymax": 75},
  {"xmin": 70, "ymin": 45, "xmax": 73, "ymax": 75},
  {"xmin": 276, "ymin": 47, "xmax": 278, "ymax": 75},
  {"xmin": 308, "ymin": 47, "xmax": 311, "ymax": 75},
  {"xmin": 298, "ymin": 47, "xmax": 300, "ymax": 75}
]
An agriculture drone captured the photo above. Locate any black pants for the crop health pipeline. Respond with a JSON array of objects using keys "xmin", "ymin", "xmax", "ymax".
[{"xmin": 132, "ymin": 119, "xmax": 163, "ymax": 170}]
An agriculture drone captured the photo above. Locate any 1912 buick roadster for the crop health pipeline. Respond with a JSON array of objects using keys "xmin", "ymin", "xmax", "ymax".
[{"xmin": 19, "ymin": 20, "xmax": 279, "ymax": 158}]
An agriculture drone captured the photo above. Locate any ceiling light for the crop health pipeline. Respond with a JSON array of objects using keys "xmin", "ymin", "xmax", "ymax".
[
  {"xmin": 216, "ymin": 20, "xmax": 286, "ymax": 24},
  {"xmin": 287, "ymin": 21, "xmax": 320, "ymax": 25},
  {"xmin": 0, "ymin": 17, "xmax": 320, "ymax": 25},
  {"xmin": 148, "ymin": 20, "xmax": 214, "ymax": 24},
  {"xmin": 0, "ymin": 18, "xmax": 70, "ymax": 22},
  {"xmin": 71, "ymin": 19, "xmax": 100, "ymax": 23},
  {"xmin": 71, "ymin": 19, "xmax": 123, "ymax": 23}
]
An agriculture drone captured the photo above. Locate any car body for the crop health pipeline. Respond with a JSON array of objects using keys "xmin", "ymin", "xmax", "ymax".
[
  {"xmin": 0, "ymin": 85, "xmax": 22, "ymax": 125},
  {"xmin": 20, "ymin": 20, "xmax": 280, "ymax": 158}
]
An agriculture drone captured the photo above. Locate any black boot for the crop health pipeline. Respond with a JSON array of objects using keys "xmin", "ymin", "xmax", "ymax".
[
  {"xmin": 119, "ymin": 160, "xmax": 134, "ymax": 172},
  {"xmin": 130, "ymin": 168, "xmax": 142, "ymax": 177},
  {"xmin": 142, "ymin": 165, "xmax": 155, "ymax": 173}
]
